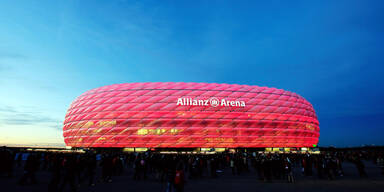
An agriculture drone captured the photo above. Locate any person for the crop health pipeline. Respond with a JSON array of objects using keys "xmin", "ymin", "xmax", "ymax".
[
  {"xmin": 19, "ymin": 154, "xmax": 38, "ymax": 185},
  {"xmin": 140, "ymin": 157, "xmax": 147, "ymax": 179},
  {"xmin": 335, "ymin": 156, "xmax": 344, "ymax": 176},
  {"xmin": 354, "ymin": 156, "xmax": 367, "ymax": 177},
  {"xmin": 304, "ymin": 154, "xmax": 313, "ymax": 176},
  {"xmin": 133, "ymin": 157, "xmax": 141, "ymax": 180},
  {"xmin": 285, "ymin": 157, "xmax": 294, "ymax": 183},
  {"xmin": 48, "ymin": 154, "xmax": 62, "ymax": 192},
  {"xmin": 174, "ymin": 163, "xmax": 185, "ymax": 192},
  {"xmin": 210, "ymin": 157, "xmax": 217, "ymax": 178},
  {"xmin": 314, "ymin": 155, "xmax": 324, "ymax": 179},
  {"xmin": 377, "ymin": 155, "xmax": 384, "ymax": 175},
  {"xmin": 101, "ymin": 154, "xmax": 113, "ymax": 182},
  {"xmin": 229, "ymin": 158, "xmax": 235, "ymax": 175},
  {"xmin": 325, "ymin": 156, "xmax": 336, "ymax": 180},
  {"xmin": 59, "ymin": 155, "xmax": 77, "ymax": 192},
  {"xmin": 165, "ymin": 159, "xmax": 176, "ymax": 192},
  {"xmin": 84, "ymin": 154, "xmax": 97, "ymax": 186},
  {"xmin": 16, "ymin": 152, "xmax": 23, "ymax": 168},
  {"xmin": 4, "ymin": 148, "xmax": 14, "ymax": 177}
]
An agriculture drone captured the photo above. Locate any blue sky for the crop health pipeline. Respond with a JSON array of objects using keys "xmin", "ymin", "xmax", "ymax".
[{"xmin": 0, "ymin": 0, "xmax": 383, "ymax": 147}]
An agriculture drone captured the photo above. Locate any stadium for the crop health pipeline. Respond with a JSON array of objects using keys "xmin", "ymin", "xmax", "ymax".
[{"xmin": 63, "ymin": 82, "xmax": 319, "ymax": 151}]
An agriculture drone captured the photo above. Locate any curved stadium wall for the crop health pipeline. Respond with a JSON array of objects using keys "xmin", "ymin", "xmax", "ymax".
[{"xmin": 63, "ymin": 82, "xmax": 319, "ymax": 148}]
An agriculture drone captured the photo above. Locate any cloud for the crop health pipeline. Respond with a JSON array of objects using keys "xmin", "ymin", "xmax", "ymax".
[
  {"xmin": 0, "ymin": 51, "xmax": 27, "ymax": 60},
  {"xmin": 0, "ymin": 105, "xmax": 62, "ymax": 130},
  {"xmin": 48, "ymin": 124, "xmax": 63, "ymax": 131},
  {"xmin": 0, "ymin": 51, "xmax": 27, "ymax": 74},
  {"xmin": 3, "ymin": 114, "xmax": 57, "ymax": 125},
  {"xmin": 0, "ymin": 63, "xmax": 12, "ymax": 73},
  {"xmin": 0, "ymin": 106, "xmax": 17, "ymax": 113}
]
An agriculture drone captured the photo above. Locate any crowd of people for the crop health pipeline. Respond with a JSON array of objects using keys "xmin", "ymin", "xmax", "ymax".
[{"xmin": 0, "ymin": 146, "xmax": 383, "ymax": 192}]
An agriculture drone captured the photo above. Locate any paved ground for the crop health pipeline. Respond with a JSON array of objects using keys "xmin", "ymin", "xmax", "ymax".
[{"xmin": 1, "ymin": 161, "xmax": 383, "ymax": 192}]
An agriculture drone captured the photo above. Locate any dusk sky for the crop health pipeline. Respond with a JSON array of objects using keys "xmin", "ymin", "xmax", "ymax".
[{"xmin": 0, "ymin": 0, "xmax": 383, "ymax": 147}]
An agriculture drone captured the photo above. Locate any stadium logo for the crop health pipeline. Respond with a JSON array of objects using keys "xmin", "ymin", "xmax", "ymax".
[
  {"xmin": 209, "ymin": 97, "xmax": 220, "ymax": 107},
  {"xmin": 176, "ymin": 97, "xmax": 245, "ymax": 107}
]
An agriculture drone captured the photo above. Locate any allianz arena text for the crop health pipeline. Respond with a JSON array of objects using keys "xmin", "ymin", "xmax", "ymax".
[{"xmin": 63, "ymin": 82, "xmax": 319, "ymax": 148}]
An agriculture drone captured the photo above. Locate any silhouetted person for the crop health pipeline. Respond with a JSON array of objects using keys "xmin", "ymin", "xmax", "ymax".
[
  {"xmin": 85, "ymin": 154, "xmax": 97, "ymax": 186},
  {"xmin": 133, "ymin": 157, "xmax": 141, "ymax": 180},
  {"xmin": 101, "ymin": 155, "xmax": 113, "ymax": 182},
  {"xmin": 304, "ymin": 154, "xmax": 313, "ymax": 176},
  {"xmin": 16, "ymin": 152, "xmax": 23, "ymax": 168},
  {"xmin": 377, "ymin": 155, "xmax": 384, "ymax": 175},
  {"xmin": 48, "ymin": 154, "xmax": 62, "ymax": 192},
  {"xmin": 165, "ymin": 158, "xmax": 176, "ymax": 192},
  {"xmin": 59, "ymin": 155, "xmax": 77, "ymax": 192},
  {"xmin": 19, "ymin": 154, "xmax": 38, "ymax": 185},
  {"xmin": 285, "ymin": 157, "xmax": 294, "ymax": 183},
  {"xmin": 354, "ymin": 157, "xmax": 367, "ymax": 177},
  {"xmin": 175, "ymin": 163, "xmax": 185, "ymax": 192},
  {"xmin": 230, "ymin": 158, "xmax": 235, "ymax": 175}
]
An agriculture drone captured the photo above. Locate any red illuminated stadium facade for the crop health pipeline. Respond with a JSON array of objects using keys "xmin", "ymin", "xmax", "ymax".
[{"xmin": 63, "ymin": 82, "xmax": 319, "ymax": 149}]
